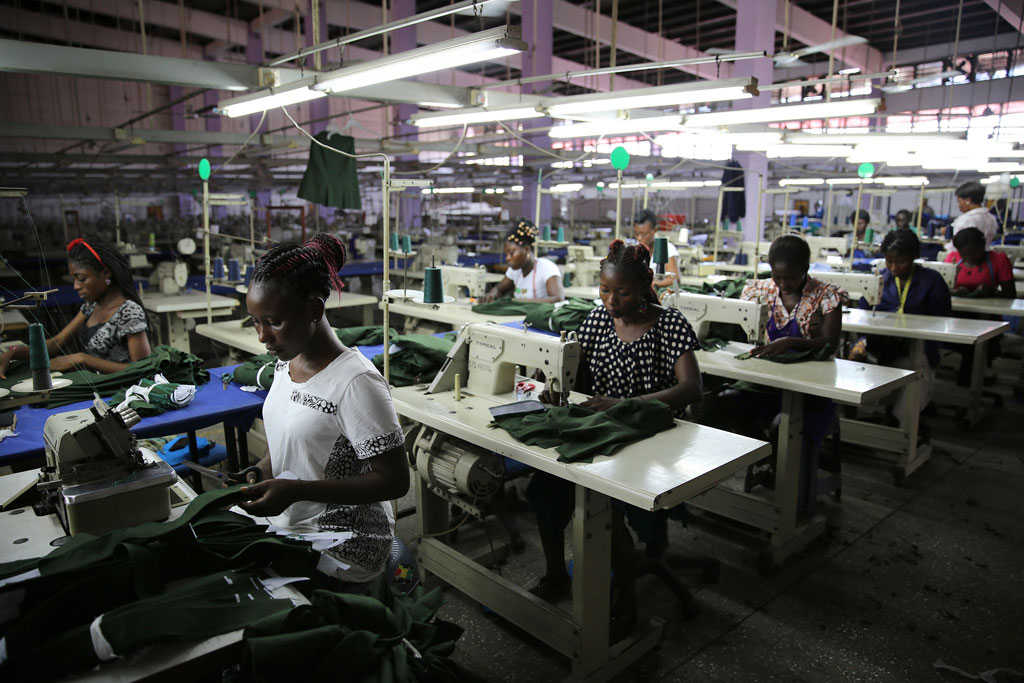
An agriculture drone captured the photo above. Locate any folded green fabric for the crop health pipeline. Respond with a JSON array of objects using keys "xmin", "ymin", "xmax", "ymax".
[
  {"xmin": 0, "ymin": 345, "xmax": 209, "ymax": 409},
  {"xmin": 335, "ymin": 326, "xmax": 400, "ymax": 348},
  {"xmin": 226, "ymin": 354, "xmax": 278, "ymax": 389},
  {"xmin": 372, "ymin": 334, "xmax": 456, "ymax": 387},
  {"xmin": 472, "ymin": 297, "xmax": 596, "ymax": 333},
  {"xmin": 490, "ymin": 398, "xmax": 676, "ymax": 463},
  {"xmin": 734, "ymin": 342, "xmax": 834, "ymax": 364},
  {"xmin": 108, "ymin": 373, "xmax": 196, "ymax": 416},
  {"xmin": 674, "ymin": 277, "xmax": 748, "ymax": 299}
]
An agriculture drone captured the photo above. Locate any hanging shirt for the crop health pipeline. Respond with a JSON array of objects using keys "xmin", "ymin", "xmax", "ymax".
[
  {"xmin": 78, "ymin": 300, "xmax": 148, "ymax": 363},
  {"xmin": 262, "ymin": 349, "xmax": 404, "ymax": 582},
  {"xmin": 944, "ymin": 250, "xmax": 1013, "ymax": 291},
  {"xmin": 505, "ymin": 257, "xmax": 560, "ymax": 299},
  {"xmin": 741, "ymin": 276, "xmax": 845, "ymax": 341},
  {"xmin": 951, "ymin": 207, "xmax": 999, "ymax": 246},
  {"xmin": 862, "ymin": 265, "xmax": 952, "ymax": 367}
]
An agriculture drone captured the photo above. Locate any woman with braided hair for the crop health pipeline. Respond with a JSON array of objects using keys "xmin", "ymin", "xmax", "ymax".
[
  {"xmin": 479, "ymin": 218, "xmax": 564, "ymax": 303},
  {"xmin": 0, "ymin": 238, "xmax": 151, "ymax": 377},
  {"xmin": 528, "ymin": 239, "xmax": 703, "ymax": 637},
  {"xmin": 236, "ymin": 233, "xmax": 409, "ymax": 585}
]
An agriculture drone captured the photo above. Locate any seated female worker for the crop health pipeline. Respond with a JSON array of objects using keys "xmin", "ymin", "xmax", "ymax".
[
  {"xmin": 944, "ymin": 227, "xmax": 1017, "ymax": 298},
  {"xmin": 479, "ymin": 219, "xmax": 564, "ymax": 303},
  {"xmin": 848, "ymin": 209, "xmax": 877, "ymax": 271},
  {"xmin": 528, "ymin": 239, "xmax": 703, "ymax": 637},
  {"xmin": 633, "ymin": 208, "xmax": 679, "ymax": 288},
  {"xmin": 0, "ymin": 238, "xmax": 151, "ymax": 378},
  {"xmin": 236, "ymin": 233, "xmax": 410, "ymax": 586}
]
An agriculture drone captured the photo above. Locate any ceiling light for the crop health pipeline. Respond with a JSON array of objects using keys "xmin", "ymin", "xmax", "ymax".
[
  {"xmin": 764, "ymin": 145, "xmax": 854, "ymax": 158},
  {"xmin": 786, "ymin": 132, "xmax": 966, "ymax": 145},
  {"xmin": 684, "ymin": 98, "xmax": 880, "ymax": 127},
  {"xmin": 545, "ymin": 77, "xmax": 758, "ymax": 117},
  {"xmin": 778, "ymin": 178, "xmax": 825, "ymax": 186},
  {"xmin": 411, "ymin": 105, "xmax": 542, "ymax": 128},
  {"xmin": 550, "ymin": 183, "xmax": 583, "ymax": 193},
  {"xmin": 650, "ymin": 180, "xmax": 705, "ymax": 188},
  {"xmin": 978, "ymin": 162, "xmax": 1024, "ymax": 172},
  {"xmin": 549, "ymin": 115, "xmax": 683, "ymax": 139},
  {"xmin": 314, "ymin": 26, "xmax": 526, "ymax": 94},
  {"xmin": 876, "ymin": 176, "xmax": 929, "ymax": 186},
  {"xmin": 825, "ymin": 178, "xmax": 872, "ymax": 185},
  {"xmin": 421, "ymin": 187, "xmax": 476, "ymax": 194},
  {"xmin": 218, "ymin": 81, "xmax": 324, "ymax": 118},
  {"xmin": 511, "ymin": 185, "xmax": 524, "ymax": 191}
]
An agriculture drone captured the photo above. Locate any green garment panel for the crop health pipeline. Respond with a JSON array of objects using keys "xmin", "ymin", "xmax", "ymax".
[
  {"xmin": 673, "ymin": 276, "xmax": 749, "ymax": 299},
  {"xmin": 372, "ymin": 333, "xmax": 456, "ymax": 387},
  {"xmin": 490, "ymin": 398, "xmax": 676, "ymax": 463},
  {"xmin": 471, "ymin": 297, "xmax": 597, "ymax": 333},
  {"xmin": 242, "ymin": 575, "xmax": 488, "ymax": 683},
  {"xmin": 335, "ymin": 326, "xmax": 399, "ymax": 348},
  {"xmin": 297, "ymin": 131, "xmax": 361, "ymax": 210},
  {"xmin": 226, "ymin": 354, "xmax": 278, "ymax": 389},
  {"xmin": 0, "ymin": 345, "xmax": 209, "ymax": 409},
  {"xmin": 107, "ymin": 375, "xmax": 195, "ymax": 417},
  {"xmin": 733, "ymin": 342, "xmax": 834, "ymax": 364}
]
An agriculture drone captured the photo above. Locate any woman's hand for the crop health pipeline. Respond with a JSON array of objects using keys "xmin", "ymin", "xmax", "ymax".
[
  {"xmin": 479, "ymin": 289, "xmax": 496, "ymax": 303},
  {"xmin": 0, "ymin": 349, "xmax": 14, "ymax": 379},
  {"xmin": 952, "ymin": 286, "xmax": 972, "ymax": 297},
  {"xmin": 748, "ymin": 337, "xmax": 796, "ymax": 358},
  {"xmin": 49, "ymin": 353, "xmax": 84, "ymax": 372},
  {"xmin": 580, "ymin": 395, "xmax": 621, "ymax": 411},
  {"xmin": 237, "ymin": 479, "xmax": 297, "ymax": 517},
  {"xmin": 975, "ymin": 284, "xmax": 997, "ymax": 298}
]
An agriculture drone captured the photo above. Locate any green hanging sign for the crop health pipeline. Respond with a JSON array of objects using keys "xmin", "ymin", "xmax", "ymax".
[
  {"xmin": 1011, "ymin": 177, "xmax": 1021, "ymax": 189},
  {"xmin": 857, "ymin": 162, "xmax": 875, "ymax": 179},
  {"xmin": 198, "ymin": 158, "xmax": 211, "ymax": 181},
  {"xmin": 610, "ymin": 146, "xmax": 630, "ymax": 171}
]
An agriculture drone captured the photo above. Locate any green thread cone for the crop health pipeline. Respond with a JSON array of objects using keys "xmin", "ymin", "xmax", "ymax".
[
  {"xmin": 652, "ymin": 236, "xmax": 669, "ymax": 265},
  {"xmin": 543, "ymin": 225, "xmax": 552, "ymax": 241},
  {"xmin": 557, "ymin": 226, "xmax": 565, "ymax": 242},
  {"xmin": 389, "ymin": 233, "xmax": 400, "ymax": 251},
  {"xmin": 423, "ymin": 267, "xmax": 444, "ymax": 304},
  {"xmin": 401, "ymin": 235, "xmax": 412, "ymax": 253},
  {"xmin": 28, "ymin": 323, "xmax": 52, "ymax": 390}
]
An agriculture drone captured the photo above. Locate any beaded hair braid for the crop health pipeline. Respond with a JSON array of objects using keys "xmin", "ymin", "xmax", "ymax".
[
  {"xmin": 253, "ymin": 232, "xmax": 347, "ymax": 300},
  {"xmin": 601, "ymin": 239, "xmax": 658, "ymax": 304},
  {"xmin": 506, "ymin": 218, "xmax": 538, "ymax": 247}
]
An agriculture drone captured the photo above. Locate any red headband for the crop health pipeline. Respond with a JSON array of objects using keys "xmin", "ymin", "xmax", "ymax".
[{"xmin": 67, "ymin": 238, "xmax": 104, "ymax": 268}]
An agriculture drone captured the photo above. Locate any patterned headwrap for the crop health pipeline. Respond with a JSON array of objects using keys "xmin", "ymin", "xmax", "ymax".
[{"xmin": 506, "ymin": 218, "xmax": 538, "ymax": 247}]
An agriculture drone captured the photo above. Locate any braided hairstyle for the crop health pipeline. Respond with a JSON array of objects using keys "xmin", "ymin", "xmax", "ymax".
[
  {"xmin": 600, "ymin": 239, "xmax": 658, "ymax": 304},
  {"xmin": 880, "ymin": 228, "xmax": 920, "ymax": 259},
  {"xmin": 252, "ymin": 233, "xmax": 347, "ymax": 302},
  {"xmin": 67, "ymin": 239, "xmax": 143, "ymax": 308},
  {"xmin": 506, "ymin": 218, "xmax": 538, "ymax": 248}
]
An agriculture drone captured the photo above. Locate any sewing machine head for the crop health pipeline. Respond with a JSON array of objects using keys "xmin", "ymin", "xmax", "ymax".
[
  {"xmin": 441, "ymin": 265, "xmax": 489, "ymax": 298},
  {"xmin": 813, "ymin": 271, "xmax": 884, "ymax": 307},
  {"xmin": 152, "ymin": 261, "xmax": 189, "ymax": 295},
  {"xmin": 662, "ymin": 291, "xmax": 768, "ymax": 344},
  {"xmin": 428, "ymin": 323, "xmax": 580, "ymax": 399},
  {"xmin": 40, "ymin": 397, "xmax": 176, "ymax": 535},
  {"xmin": 915, "ymin": 260, "xmax": 956, "ymax": 290},
  {"xmin": 566, "ymin": 246, "xmax": 603, "ymax": 287}
]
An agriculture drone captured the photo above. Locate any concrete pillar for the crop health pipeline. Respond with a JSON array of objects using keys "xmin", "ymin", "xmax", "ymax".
[
  {"xmin": 521, "ymin": 0, "xmax": 553, "ymax": 227},
  {"xmin": 732, "ymin": 0, "xmax": 776, "ymax": 240},
  {"xmin": 392, "ymin": 0, "xmax": 422, "ymax": 234}
]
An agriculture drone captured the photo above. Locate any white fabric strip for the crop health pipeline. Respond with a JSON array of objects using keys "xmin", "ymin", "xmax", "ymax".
[{"xmin": 89, "ymin": 615, "xmax": 119, "ymax": 661}]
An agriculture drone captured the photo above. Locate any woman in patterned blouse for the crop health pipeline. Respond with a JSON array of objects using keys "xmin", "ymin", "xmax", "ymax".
[
  {"xmin": 0, "ymin": 239, "xmax": 151, "ymax": 377},
  {"xmin": 529, "ymin": 240, "xmax": 703, "ymax": 638}
]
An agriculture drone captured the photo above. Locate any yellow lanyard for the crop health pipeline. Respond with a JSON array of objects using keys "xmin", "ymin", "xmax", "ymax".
[{"xmin": 895, "ymin": 270, "xmax": 913, "ymax": 313}]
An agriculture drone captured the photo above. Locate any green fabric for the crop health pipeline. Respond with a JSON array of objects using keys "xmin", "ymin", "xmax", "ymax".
[
  {"xmin": 335, "ymin": 326, "xmax": 400, "ymax": 348},
  {"xmin": 107, "ymin": 375, "xmax": 195, "ymax": 417},
  {"xmin": 0, "ymin": 345, "xmax": 208, "ymax": 409},
  {"xmin": 471, "ymin": 297, "xmax": 597, "ymax": 333},
  {"xmin": 675, "ymin": 277, "xmax": 748, "ymax": 299},
  {"xmin": 372, "ymin": 333, "xmax": 456, "ymax": 387},
  {"xmin": 734, "ymin": 342, "xmax": 834, "ymax": 364},
  {"xmin": 242, "ymin": 575, "xmax": 487, "ymax": 683},
  {"xmin": 490, "ymin": 398, "xmax": 676, "ymax": 463},
  {"xmin": 226, "ymin": 354, "xmax": 278, "ymax": 389},
  {"xmin": 699, "ymin": 337, "xmax": 731, "ymax": 352},
  {"xmin": 297, "ymin": 131, "xmax": 361, "ymax": 209}
]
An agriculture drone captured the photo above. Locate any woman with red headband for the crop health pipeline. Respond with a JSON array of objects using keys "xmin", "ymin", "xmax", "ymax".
[{"xmin": 0, "ymin": 239, "xmax": 151, "ymax": 377}]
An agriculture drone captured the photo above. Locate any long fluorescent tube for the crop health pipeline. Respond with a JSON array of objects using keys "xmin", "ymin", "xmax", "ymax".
[
  {"xmin": 550, "ymin": 115, "xmax": 683, "ymax": 139},
  {"xmin": 786, "ymin": 132, "xmax": 966, "ymax": 145},
  {"xmin": 421, "ymin": 187, "xmax": 476, "ymax": 194},
  {"xmin": 876, "ymin": 176, "xmax": 929, "ymax": 186},
  {"xmin": 314, "ymin": 26, "xmax": 526, "ymax": 94},
  {"xmin": 218, "ymin": 81, "xmax": 324, "ymax": 118},
  {"xmin": 684, "ymin": 98, "xmax": 880, "ymax": 127},
  {"xmin": 825, "ymin": 178, "xmax": 872, "ymax": 185},
  {"xmin": 778, "ymin": 178, "xmax": 825, "ymax": 186},
  {"xmin": 412, "ymin": 105, "xmax": 542, "ymax": 128},
  {"xmin": 764, "ymin": 145, "xmax": 854, "ymax": 158},
  {"xmin": 545, "ymin": 77, "xmax": 758, "ymax": 116},
  {"xmin": 549, "ymin": 183, "xmax": 584, "ymax": 193}
]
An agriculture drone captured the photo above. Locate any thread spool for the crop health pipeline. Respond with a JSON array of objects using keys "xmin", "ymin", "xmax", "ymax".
[
  {"xmin": 390, "ymin": 233, "xmax": 400, "ymax": 251},
  {"xmin": 802, "ymin": 217, "xmax": 809, "ymax": 229},
  {"xmin": 557, "ymin": 226, "xmax": 565, "ymax": 242},
  {"xmin": 28, "ymin": 323, "xmax": 52, "ymax": 391},
  {"xmin": 736, "ymin": 219, "xmax": 742, "ymax": 232},
  {"xmin": 652, "ymin": 236, "xmax": 669, "ymax": 266},
  {"xmin": 244, "ymin": 264, "xmax": 254, "ymax": 286},
  {"xmin": 148, "ymin": 233, "xmax": 155, "ymax": 249},
  {"xmin": 212, "ymin": 257, "xmax": 225, "ymax": 279},
  {"xmin": 422, "ymin": 267, "xmax": 444, "ymax": 304},
  {"xmin": 228, "ymin": 258, "xmax": 240, "ymax": 281},
  {"xmin": 401, "ymin": 235, "xmax": 412, "ymax": 253},
  {"xmin": 864, "ymin": 228, "xmax": 874, "ymax": 243},
  {"xmin": 790, "ymin": 213, "xmax": 797, "ymax": 227},
  {"xmin": 542, "ymin": 225, "xmax": 552, "ymax": 241}
]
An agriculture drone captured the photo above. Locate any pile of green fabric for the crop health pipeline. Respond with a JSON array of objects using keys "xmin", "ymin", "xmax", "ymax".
[
  {"xmin": 108, "ymin": 372, "xmax": 197, "ymax": 417},
  {"xmin": 372, "ymin": 333, "xmax": 456, "ymax": 387},
  {"xmin": 225, "ymin": 354, "xmax": 278, "ymax": 390},
  {"xmin": 490, "ymin": 398, "xmax": 676, "ymax": 463},
  {"xmin": 734, "ymin": 342, "xmax": 834, "ymax": 364},
  {"xmin": 335, "ymin": 326, "xmax": 399, "ymax": 347},
  {"xmin": 0, "ymin": 345, "xmax": 209, "ymax": 409},
  {"xmin": 672, "ymin": 276, "xmax": 749, "ymax": 299},
  {"xmin": 471, "ymin": 297, "xmax": 597, "ymax": 333}
]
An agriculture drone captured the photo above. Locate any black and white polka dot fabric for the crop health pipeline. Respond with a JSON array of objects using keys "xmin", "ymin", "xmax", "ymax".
[{"xmin": 577, "ymin": 306, "xmax": 699, "ymax": 415}]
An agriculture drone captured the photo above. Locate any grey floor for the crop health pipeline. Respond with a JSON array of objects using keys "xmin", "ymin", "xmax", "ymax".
[{"xmin": 392, "ymin": 369, "xmax": 1024, "ymax": 683}]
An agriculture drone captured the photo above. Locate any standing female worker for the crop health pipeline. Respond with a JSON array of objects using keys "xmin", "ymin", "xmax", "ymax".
[
  {"xmin": 0, "ymin": 238, "xmax": 151, "ymax": 377},
  {"xmin": 633, "ymin": 209, "xmax": 679, "ymax": 289},
  {"xmin": 480, "ymin": 219, "xmax": 564, "ymax": 303},
  {"xmin": 528, "ymin": 239, "xmax": 703, "ymax": 637},
  {"xmin": 238, "ymin": 233, "xmax": 410, "ymax": 585}
]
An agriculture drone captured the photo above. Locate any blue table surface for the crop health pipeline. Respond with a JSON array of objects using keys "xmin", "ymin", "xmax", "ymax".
[{"xmin": 0, "ymin": 366, "xmax": 264, "ymax": 465}]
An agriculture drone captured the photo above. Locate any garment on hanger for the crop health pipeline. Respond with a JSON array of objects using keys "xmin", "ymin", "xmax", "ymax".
[
  {"xmin": 720, "ymin": 160, "xmax": 746, "ymax": 223},
  {"xmin": 297, "ymin": 131, "xmax": 361, "ymax": 210}
]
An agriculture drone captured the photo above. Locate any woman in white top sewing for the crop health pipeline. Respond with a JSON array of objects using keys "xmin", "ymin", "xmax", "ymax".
[
  {"xmin": 480, "ymin": 219, "xmax": 565, "ymax": 303},
  {"xmin": 632, "ymin": 209, "xmax": 679, "ymax": 289}
]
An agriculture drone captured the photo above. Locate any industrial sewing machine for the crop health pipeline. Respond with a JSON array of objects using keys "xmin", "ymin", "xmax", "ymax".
[
  {"xmin": 151, "ymin": 260, "xmax": 190, "ymax": 295},
  {"xmin": 566, "ymin": 245, "xmax": 603, "ymax": 287},
  {"xmin": 414, "ymin": 244, "xmax": 460, "ymax": 271},
  {"xmin": 662, "ymin": 292, "xmax": 768, "ymax": 344},
  {"xmin": 806, "ymin": 236, "xmax": 850, "ymax": 258},
  {"xmin": 813, "ymin": 271, "xmax": 884, "ymax": 307},
  {"xmin": 439, "ymin": 265, "xmax": 490, "ymax": 298},
  {"xmin": 37, "ymin": 397, "xmax": 177, "ymax": 536},
  {"xmin": 917, "ymin": 260, "xmax": 956, "ymax": 289}
]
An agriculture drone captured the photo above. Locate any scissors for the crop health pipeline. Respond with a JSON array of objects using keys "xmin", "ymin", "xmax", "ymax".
[{"xmin": 183, "ymin": 461, "xmax": 262, "ymax": 484}]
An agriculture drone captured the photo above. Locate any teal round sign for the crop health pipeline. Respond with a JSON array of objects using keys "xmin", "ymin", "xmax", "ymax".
[
  {"xmin": 198, "ymin": 158, "xmax": 211, "ymax": 181},
  {"xmin": 1011, "ymin": 177, "xmax": 1021, "ymax": 189},
  {"xmin": 610, "ymin": 146, "xmax": 630, "ymax": 171},
  {"xmin": 645, "ymin": 173, "xmax": 654, "ymax": 181},
  {"xmin": 857, "ymin": 162, "xmax": 875, "ymax": 179}
]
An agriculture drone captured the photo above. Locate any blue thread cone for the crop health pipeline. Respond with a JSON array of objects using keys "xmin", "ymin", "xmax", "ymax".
[
  {"xmin": 212, "ymin": 257, "xmax": 224, "ymax": 279},
  {"xmin": 228, "ymin": 258, "xmax": 240, "ymax": 281},
  {"xmin": 244, "ymin": 264, "xmax": 254, "ymax": 286},
  {"xmin": 422, "ymin": 267, "xmax": 444, "ymax": 304},
  {"xmin": 28, "ymin": 323, "xmax": 52, "ymax": 391}
]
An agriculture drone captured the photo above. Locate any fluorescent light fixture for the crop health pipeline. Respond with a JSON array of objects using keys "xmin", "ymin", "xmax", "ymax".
[
  {"xmin": 764, "ymin": 145, "xmax": 854, "ymax": 158},
  {"xmin": 545, "ymin": 77, "xmax": 757, "ymax": 117},
  {"xmin": 417, "ymin": 101, "xmax": 464, "ymax": 109},
  {"xmin": 549, "ymin": 183, "xmax": 584, "ymax": 193},
  {"xmin": 314, "ymin": 26, "xmax": 527, "ymax": 94},
  {"xmin": 979, "ymin": 162, "xmax": 1024, "ymax": 172},
  {"xmin": 704, "ymin": 180, "xmax": 723, "ymax": 187},
  {"xmin": 778, "ymin": 178, "xmax": 825, "ymax": 186},
  {"xmin": 420, "ymin": 187, "xmax": 476, "ymax": 194},
  {"xmin": 608, "ymin": 182, "xmax": 645, "ymax": 189},
  {"xmin": 218, "ymin": 81, "xmax": 324, "ymax": 118},
  {"xmin": 919, "ymin": 159, "xmax": 989, "ymax": 170},
  {"xmin": 511, "ymin": 185, "xmax": 524, "ymax": 192},
  {"xmin": 650, "ymin": 180, "xmax": 705, "ymax": 188},
  {"xmin": 786, "ymin": 132, "xmax": 965, "ymax": 145},
  {"xmin": 876, "ymin": 176, "xmax": 929, "ymax": 186},
  {"xmin": 825, "ymin": 178, "xmax": 872, "ymax": 185},
  {"xmin": 412, "ymin": 105, "xmax": 541, "ymax": 128},
  {"xmin": 549, "ymin": 115, "xmax": 683, "ymax": 139},
  {"xmin": 684, "ymin": 98, "xmax": 880, "ymax": 127}
]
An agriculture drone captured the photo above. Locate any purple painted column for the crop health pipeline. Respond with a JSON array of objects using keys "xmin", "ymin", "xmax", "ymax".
[
  {"xmin": 305, "ymin": 0, "xmax": 332, "ymax": 228},
  {"xmin": 392, "ymin": 0, "xmax": 422, "ymax": 233},
  {"xmin": 521, "ymin": 0, "xmax": 553, "ymax": 227},
  {"xmin": 168, "ymin": 85, "xmax": 195, "ymax": 218},
  {"xmin": 732, "ymin": 0, "xmax": 776, "ymax": 240}
]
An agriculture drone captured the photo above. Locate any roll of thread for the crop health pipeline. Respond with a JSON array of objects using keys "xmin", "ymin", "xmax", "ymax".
[
  {"xmin": 542, "ymin": 225, "xmax": 552, "ymax": 241},
  {"xmin": 422, "ymin": 267, "xmax": 444, "ymax": 304},
  {"xmin": 864, "ymin": 228, "xmax": 874, "ymax": 243},
  {"xmin": 735, "ymin": 253, "xmax": 749, "ymax": 265},
  {"xmin": 802, "ymin": 217, "xmax": 809, "ymax": 229},
  {"xmin": 557, "ymin": 226, "xmax": 565, "ymax": 242},
  {"xmin": 228, "ymin": 258, "xmax": 240, "ymax": 282},
  {"xmin": 652, "ymin": 236, "xmax": 669, "ymax": 266},
  {"xmin": 212, "ymin": 257, "xmax": 225, "ymax": 279},
  {"xmin": 28, "ymin": 323, "xmax": 52, "ymax": 391},
  {"xmin": 244, "ymin": 264, "xmax": 255, "ymax": 286},
  {"xmin": 789, "ymin": 213, "xmax": 797, "ymax": 227},
  {"xmin": 401, "ymin": 235, "xmax": 412, "ymax": 253},
  {"xmin": 390, "ymin": 233, "xmax": 400, "ymax": 251},
  {"xmin": 148, "ymin": 233, "xmax": 156, "ymax": 249},
  {"xmin": 736, "ymin": 219, "xmax": 742, "ymax": 232}
]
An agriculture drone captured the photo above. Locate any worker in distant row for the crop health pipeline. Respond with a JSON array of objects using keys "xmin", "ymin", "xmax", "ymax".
[
  {"xmin": 0, "ymin": 239, "xmax": 151, "ymax": 378},
  {"xmin": 480, "ymin": 219, "xmax": 564, "ymax": 303},
  {"xmin": 894, "ymin": 209, "xmax": 913, "ymax": 230},
  {"xmin": 848, "ymin": 209, "xmax": 876, "ymax": 271},
  {"xmin": 632, "ymin": 209, "xmax": 679, "ymax": 288},
  {"xmin": 952, "ymin": 180, "xmax": 999, "ymax": 246},
  {"xmin": 945, "ymin": 227, "xmax": 1017, "ymax": 298}
]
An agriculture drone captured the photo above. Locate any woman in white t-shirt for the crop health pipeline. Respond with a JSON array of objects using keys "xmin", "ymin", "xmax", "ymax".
[
  {"xmin": 632, "ymin": 209, "xmax": 679, "ymax": 288},
  {"xmin": 237, "ymin": 233, "xmax": 409, "ymax": 584},
  {"xmin": 480, "ymin": 219, "xmax": 565, "ymax": 303}
]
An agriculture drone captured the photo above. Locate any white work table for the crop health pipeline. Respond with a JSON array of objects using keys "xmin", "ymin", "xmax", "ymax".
[
  {"xmin": 393, "ymin": 383, "xmax": 769, "ymax": 681},
  {"xmin": 950, "ymin": 296, "xmax": 1024, "ymax": 318},
  {"xmin": 195, "ymin": 319, "xmax": 264, "ymax": 356},
  {"xmin": 142, "ymin": 290, "xmax": 239, "ymax": 352},
  {"xmin": 693, "ymin": 341, "xmax": 917, "ymax": 561},
  {"xmin": 383, "ymin": 298, "xmax": 524, "ymax": 330},
  {"xmin": 232, "ymin": 288, "xmax": 376, "ymax": 325},
  {"xmin": 0, "ymin": 307, "xmax": 29, "ymax": 331},
  {"xmin": 563, "ymin": 285, "xmax": 598, "ymax": 300}
]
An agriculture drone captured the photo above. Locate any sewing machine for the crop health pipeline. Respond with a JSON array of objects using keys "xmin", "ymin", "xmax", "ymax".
[
  {"xmin": 440, "ymin": 265, "xmax": 490, "ymax": 298},
  {"xmin": 151, "ymin": 260, "xmax": 189, "ymax": 295},
  {"xmin": 37, "ymin": 397, "xmax": 177, "ymax": 536},
  {"xmin": 806, "ymin": 236, "xmax": 850, "ymax": 258},
  {"xmin": 813, "ymin": 271, "xmax": 884, "ymax": 306},
  {"xmin": 917, "ymin": 260, "xmax": 956, "ymax": 289},
  {"xmin": 662, "ymin": 291, "xmax": 768, "ymax": 344},
  {"xmin": 353, "ymin": 236, "xmax": 376, "ymax": 260},
  {"xmin": 566, "ymin": 245, "xmax": 603, "ymax": 287},
  {"xmin": 428, "ymin": 322, "xmax": 580, "ymax": 400},
  {"xmin": 415, "ymin": 243, "xmax": 460, "ymax": 271}
]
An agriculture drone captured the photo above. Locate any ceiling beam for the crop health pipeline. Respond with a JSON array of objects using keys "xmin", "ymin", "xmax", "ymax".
[{"xmin": 982, "ymin": 0, "xmax": 1024, "ymax": 34}]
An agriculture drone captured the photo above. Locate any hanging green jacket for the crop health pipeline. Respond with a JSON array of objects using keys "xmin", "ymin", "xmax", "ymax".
[{"xmin": 297, "ymin": 131, "xmax": 361, "ymax": 209}]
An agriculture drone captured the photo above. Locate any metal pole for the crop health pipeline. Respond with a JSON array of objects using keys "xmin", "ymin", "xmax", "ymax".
[
  {"xmin": 534, "ymin": 169, "xmax": 543, "ymax": 228},
  {"xmin": 382, "ymin": 165, "xmax": 391, "ymax": 384},
  {"xmin": 203, "ymin": 180, "xmax": 212, "ymax": 324},
  {"xmin": 713, "ymin": 186, "xmax": 725, "ymax": 263},
  {"xmin": 615, "ymin": 169, "xmax": 623, "ymax": 240},
  {"xmin": 824, "ymin": 185, "xmax": 834, "ymax": 237},
  {"xmin": 916, "ymin": 183, "xmax": 926, "ymax": 232},
  {"xmin": 754, "ymin": 175, "xmax": 764, "ymax": 271},
  {"xmin": 114, "ymin": 191, "xmax": 121, "ymax": 245},
  {"xmin": 849, "ymin": 181, "xmax": 866, "ymax": 272}
]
